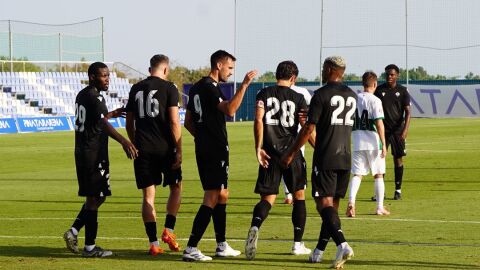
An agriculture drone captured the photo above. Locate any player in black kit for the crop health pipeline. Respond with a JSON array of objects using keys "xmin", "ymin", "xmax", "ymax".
[
  {"xmin": 374, "ymin": 64, "xmax": 411, "ymax": 200},
  {"xmin": 282, "ymin": 56, "xmax": 356, "ymax": 269},
  {"xmin": 125, "ymin": 55, "xmax": 182, "ymax": 255},
  {"xmin": 63, "ymin": 62, "xmax": 138, "ymax": 257},
  {"xmin": 245, "ymin": 61, "xmax": 315, "ymax": 260},
  {"xmin": 183, "ymin": 50, "xmax": 257, "ymax": 261}
]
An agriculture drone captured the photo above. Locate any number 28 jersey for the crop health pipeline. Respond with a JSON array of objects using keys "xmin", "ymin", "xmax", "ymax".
[
  {"xmin": 126, "ymin": 76, "xmax": 179, "ymax": 154},
  {"xmin": 256, "ymin": 85, "xmax": 307, "ymax": 156},
  {"xmin": 74, "ymin": 86, "xmax": 109, "ymax": 154},
  {"xmin": 307, "ymin": 82, "xmax": 357, "ymax": 170}
]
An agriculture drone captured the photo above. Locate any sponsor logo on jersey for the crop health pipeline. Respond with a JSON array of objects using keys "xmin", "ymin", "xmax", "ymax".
[{"xmin": 256, "ymin": 100, "xmax": 264, "ymax": 108}]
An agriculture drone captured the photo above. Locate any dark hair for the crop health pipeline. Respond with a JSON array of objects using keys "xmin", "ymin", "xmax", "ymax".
[
  {"xmin": 275, "ymin": 61, "xmax": 299, "ymax": 80},
  {"xmin": 150, "ymin": 54, "xmax": 169, "ymax": 69},
  {"xmin": 88, "ymin": 62, "xmax": 108, "ymax": 76},
  {"xmin": 210, "ymin": 50, "xmax": 236, "ymax": 69},
  {"xmin": 385, "ymin": 64, "xmax": 400, "ymax": 74},
  {"xmin": 362, "ymin": 71, "xmax": 378, "ymax": 87}
]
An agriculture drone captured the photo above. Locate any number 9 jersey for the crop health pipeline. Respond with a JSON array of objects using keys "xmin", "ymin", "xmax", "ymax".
[
  {"xmin": 256, "ymin": 85, "xmax": 308, "ymax": 156},
  {"xmin": 307, "ymin": 82, "xmax": 357, "ymax": 170}
]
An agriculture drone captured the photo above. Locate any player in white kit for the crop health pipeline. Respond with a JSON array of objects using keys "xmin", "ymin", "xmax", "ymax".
[{"xmin": 346, "ymin": 71, "xmax": 390, "ymax": 217}]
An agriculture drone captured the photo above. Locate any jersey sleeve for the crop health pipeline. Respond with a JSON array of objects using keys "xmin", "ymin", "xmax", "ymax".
[
  {"xmin": 125, "ymin": 85, "xmax": 137, "ymax": 113},
  {"xmin": 372, "ymin": 98, "xmax": 384, "ymax": 120},
  {"xmin": 186, "ymin": 89, "xmax": 195, "ymax": 112},
  {"xmin": 402, "ymin": 88, "xmax": 411, "ymax": 107},
  {"xmin": 92, "ymin": 94, "xmax": 108, "ymax": 119},
  {"xmin": 255, "ymin": 89, "xmax": 266, "ymax": 108},
  {"xmin": 167, "ymin": 84, "xmax": 180, "ymax": 108},
  {"xmin": 298, "ymin": 93, "xmax": 308, "ymax": 111},
  {"xmin": 207, "ymin": 84, "xmax": 224, "ymax": 108},
  {"xmin": 307, "ymin": 93, "xmax": 322, "ymax": 125}
]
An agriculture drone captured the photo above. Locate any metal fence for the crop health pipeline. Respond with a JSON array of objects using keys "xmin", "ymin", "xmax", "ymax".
[{"xmin": 0, "ymin": 18, "xmax": 104, "ymax": 71}]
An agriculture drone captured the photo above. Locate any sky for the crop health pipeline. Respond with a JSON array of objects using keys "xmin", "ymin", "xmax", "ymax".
[{"xmin": 1, "ymin": 0, "xmax": 479, "ymax": 81}]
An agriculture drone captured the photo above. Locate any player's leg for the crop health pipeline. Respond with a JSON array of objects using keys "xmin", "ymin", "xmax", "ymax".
[
  {"xmin": 287, "ymin": 156, "xmax": 310, "ymax": 255},
  {"xmin": 64, "ymin": 203, "xmax": 86, "ymax": 253},
  {"xmin": 391, "ymin": 133, "xmax": 406, "ymax": 200},
  {"xmin": 82, "ymin": 195, "xmax": 112, "ymax": 257},
  {"xmin": 245, "ymin": 194, "xmax": 275, "ymax": 260},
  {"xmin": 183, "ymin": 189, "xmax": 219, "ymax": 261},
  {"xmin": 370, "ymin": 150, "xmax": 389, "ymax": 215},
  {"xmin": 162, "ymin": 181, "xmax": 182, "ymax": 252},
  {"xmin": 281, "ymin": 178, "xmax": 293, "ymax": 204},
  {"xmin": 347, "ymin": 151, "xmax": 367, "ymax": 217},
  {"xmin": 213, "ymin": 188, "xmax": 240, "ymax": 257},
  {"xmin": 141, "ymin": 185, "xmax": 164, "ymax": 255}
]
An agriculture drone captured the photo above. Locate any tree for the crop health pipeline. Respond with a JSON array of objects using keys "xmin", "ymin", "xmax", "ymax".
[
  {"xmin": 256, "ymin": 71, "xmax": 276, "ymax": 82},
  {"xmin": 465, "ymin": 72, "xmax": 480, "ymax": 80},
  {"xmin": 0, "ymin": 56, "xmax": 42, "ymax": 72}
]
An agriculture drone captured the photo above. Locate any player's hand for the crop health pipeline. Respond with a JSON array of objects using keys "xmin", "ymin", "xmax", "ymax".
[
  {"xmin": 109, "ymin": 107, "xmax": 126, "ymax": 119},
  {"xmin": 122, "ymin": 140, "xmax": 138, "ymax": 159},
  {"xmin": 242, "ymin": 70, "xmax": 258, "ymax": 86},
  {"xmin": 171, "ymin": 150, "xmax": 182, "ymax": 169},
  {"xmin": 280, "ymin": 153, "xmax": 293, "ymax": 169},
  {"xmin": 298, "ymin": 109, "xmax": 308, "ymax": 124},
  {"xmin": 380, "ymin": 145, "xmax": 387, "ymax": 158},
  {"xmin": 401, "ymin": 131, "xmax": 408, "ymax": 141},
  {"xmin": 257, "ymin": 149, "xmax": 271, "ymax": 168}
]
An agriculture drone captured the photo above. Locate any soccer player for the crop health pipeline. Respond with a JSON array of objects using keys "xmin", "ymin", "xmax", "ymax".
[
  {"xmin": 244, "ymin": 61, "xmax": 314, "ymax": 260},
  {"xmin": 281, "ymin": 56, "xmax": 356, "ymax": 269},
  {"xmin": 63, "ymin": 62, "xmax": 138, "ymax": 257},
  {"xmin": 281, "ymin": 83, "xmax": 312, "ymax": 205},
  {"xmin": 346, "ymin": 71, "xmax": 390, "ymax": 218},
  {"xmin": 183, "ymin": 50, "xmax": 257, "ymax": 261},
  {"xmin": 125, "ymin": 54, "xmax": 182, "ymax": 255},
  {"xmin": 374, "ymin": 64, "xmax": 411, "ymax": 200}
]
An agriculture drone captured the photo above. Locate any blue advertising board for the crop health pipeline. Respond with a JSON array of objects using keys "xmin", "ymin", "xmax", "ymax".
[
  {"xmin": 0, "ymin": 118, "xmax": 18, "ymax": 134},
  {"xmin": 17, "ymin": 116, "xmax": 71, "ymax": 133}
]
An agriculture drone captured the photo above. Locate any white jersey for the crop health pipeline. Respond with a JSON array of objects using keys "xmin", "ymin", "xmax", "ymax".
[
  {"xmin": 352, "ymin": 92, "xmax": 384, "ymax": 151},
  {"xmin": 291, "ymin": 85, "xmax": 311, "ymax": 155}
]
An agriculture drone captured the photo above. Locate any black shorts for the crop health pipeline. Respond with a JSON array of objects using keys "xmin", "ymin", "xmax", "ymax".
[
  {"xmin": 311, "ymin": 169, "xmax": 350, "ymax": 198},
  {"xmin": 195, "ymin": 145, "xmax": 229, "ymax": 190},
  {"xmin": 75, "ymin": 150, "xmax": 111, "ymax": 197},
  {"xmin": 386, "ymin": 132, "xmax": 407, "ymax": 158},
  {"xmin": 255, "ymin": 154, "xmax": 306, "ymax": 195},
  {"xmin": 134, "ymin": 151, "xmax": 182, "ymax": 189}
]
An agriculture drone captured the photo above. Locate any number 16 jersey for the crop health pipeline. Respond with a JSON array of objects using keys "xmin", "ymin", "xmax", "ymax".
[
  {"xmin": 256, "ymin": 85, "xmax": 307, "ymax": 156},
  {"xmin": 307, "ymin": 82, "xmax": 357, "ymax": 170}
]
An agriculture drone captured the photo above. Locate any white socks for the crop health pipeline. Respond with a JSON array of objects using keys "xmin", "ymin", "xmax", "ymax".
[
  {"xmin": 374, "ymin": 178, "xmax": 385, "ymax": 208},
  {"xmin": 348, "ymin": 176, "xmax": 362, "ymax": 204}
]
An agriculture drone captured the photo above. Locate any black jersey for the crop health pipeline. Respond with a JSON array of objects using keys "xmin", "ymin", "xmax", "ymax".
[
  {"xmin": 74, "ymin": 85, "xmax": 109, "ymax": 156},
  {"xmin": 307, "ymin": 82, "xmax": 357, "ymax": 170},
  {"xmin": 374, "ymin": 83, "xmax": 410, "ymax": 132},
  {"xmin": 187, "ymin": 76, "xmax": 228, "ymax": 149},
  {"xmin": 256, "ymin": 85, "xmax": 307, "ymax": 156},
  {"xmin": 126, "ymin": 76, "xmax": 179, "ymax": 154}
]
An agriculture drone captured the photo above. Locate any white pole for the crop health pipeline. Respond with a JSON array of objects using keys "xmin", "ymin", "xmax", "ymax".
[
  {"xmin": 319, "ymin": 0, "xmax": 324, "ymax": 86},
  {"xmin": 405, "ymin": 0, "xmax": 409, "ymax": 88},
  {"xmin": 59, "ymin": 33, "xmax": 62, "ymax": 71},
  {"xmin": 9, "ymin": 20, "xmax": 13, "ymax": 71},
  {"xmin": 233, "ymin": 0, "xmax": 237, "ymax": 121},
  {"xmin": 101, "ymin": 17, "xmax": 105, "ymax": 62}
]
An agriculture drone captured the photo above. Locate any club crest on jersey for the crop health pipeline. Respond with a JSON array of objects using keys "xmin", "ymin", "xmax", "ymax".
[
  {"xmin": 256, "ymin": 100, "xmax": 264, "ymax": 108},
  {"xmin": 395, "ymin": 92, "xmax": 400, "ymax": 97},
  {"xmin": 98, "ymin": 96, "xmax": 103, "ymax": 102},
  {"xmin": 382, "ymin": 92, "xmax": 386, "ymax": 96}
]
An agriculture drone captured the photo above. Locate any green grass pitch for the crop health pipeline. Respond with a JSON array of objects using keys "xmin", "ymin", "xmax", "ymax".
[{"xmin": 0, "ymin": 118, "xmax": 479, "ymax": 269}]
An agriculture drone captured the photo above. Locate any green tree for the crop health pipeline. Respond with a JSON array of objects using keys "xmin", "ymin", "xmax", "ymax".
[
  {"xmin": 256, "ymin": 71, "xmax": 276, "ymax": 82},
  {"xmin": 0, "ymin": 56, "xmax": 42, "ymax": 72},
  {"xmin": 465, "ymin": 72, "xmax": 480, "ymax": 80}
]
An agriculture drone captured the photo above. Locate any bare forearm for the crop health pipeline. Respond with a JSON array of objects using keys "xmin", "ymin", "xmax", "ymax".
[
  {"xmin": 289, "ymin": 124, "xmax": 313, "ymax": 156},
  {"xmin": 254, "ymin": 118, "xmax": 263, "ymax": 151}
]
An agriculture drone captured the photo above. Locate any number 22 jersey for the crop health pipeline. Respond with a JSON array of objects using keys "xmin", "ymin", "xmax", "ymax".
[{"xmin": 307, "ymin": 82, "xmax": 357, "ymax": 170}]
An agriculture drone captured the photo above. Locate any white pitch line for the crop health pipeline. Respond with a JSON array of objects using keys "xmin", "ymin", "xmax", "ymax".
[
  {"xmin": 0, "ymin": 216, "xmax": 479, "ymax": 224},
  {"xmin": 1, "ymin": 235, "xmax": 479, "ymax": 248}
]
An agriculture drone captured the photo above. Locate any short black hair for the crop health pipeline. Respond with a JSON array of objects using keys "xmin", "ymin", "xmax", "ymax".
[
  {"xmin": 385, "ymin": 64, "xmax": 400, "ymax": 74},
  {"xmin": 150, "ymin": 54, "xmax": 169, "ymax": 69},
  {"xmin": 275, "ymin": 61, "xmax": 299, "ymax": 80},
  {"xmin": 210, "ymin": 50, "xmax": 236, "ymax": 69},
  {"xmin": 88, "ymin": 62, "xmax": 108, "ymax": 77},
  {"xmin": 362, "ymin": 71, "xmax": 377, "ymax": 87}
]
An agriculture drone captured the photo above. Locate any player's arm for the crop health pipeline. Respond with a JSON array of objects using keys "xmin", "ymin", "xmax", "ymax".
[
  {"xmin": 254, "ymin": 103, "xmax": 270, "ymax": 168},
  {"xmin": 217, "ymin": 70, "xmax": 257, "ymax": 117},
  {"xmin": 281, "ymin": 123, "xmax": 314, "ymax": 168},
  {"xmin": 106, "ymin": 107, "xmax": 125, "ymax": 119},
  {"xmin": 125, "ymin": 111, "xmax": 135, "ymax": 144},
  {"xmin": 401, "ymin": 105, "xmax": 411, "ymax": 140},
  {"xmin": 375, "ymin": 118, "xmax": 387, "ymax": 158},
  {"xmin": 168, "ymin": 106, "xmax": 182, "ymax": 169},
  {"xmin": 184, "ymin": 109, "xmax": 195, "ymax": 137},
  {"xmin": 100, "ymin": 118, "xmax": 138, "ymax": 159}
]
